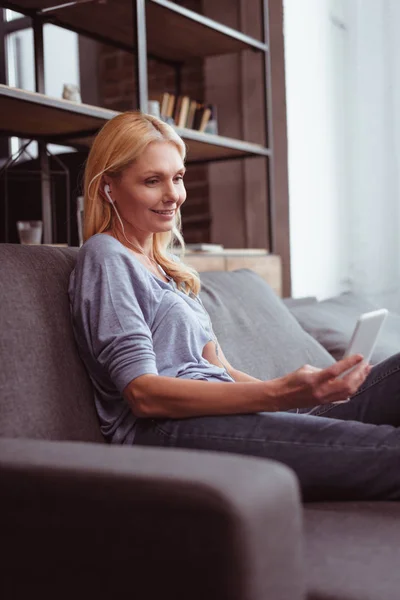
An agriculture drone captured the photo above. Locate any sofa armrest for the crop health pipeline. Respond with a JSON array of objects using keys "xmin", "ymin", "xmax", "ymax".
[{"xmin": 0, "ymin": 437, "xmax": 305, "ymax": 600}]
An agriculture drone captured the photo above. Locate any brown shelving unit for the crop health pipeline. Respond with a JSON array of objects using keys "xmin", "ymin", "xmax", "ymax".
[
  {"xmin": 0, "ymin": 0, "xmax": 275, "ymax": 251},
  {"xmin": 0, "ymin": 84, "xmax": 119, "ymax": 142},
  {"xmin": 0, "ymin": 85, "xmax": 271, "ymax": 162},
  {"xmin": 3, "ymin": 0, "xmax": 267, "ymax": 60}
]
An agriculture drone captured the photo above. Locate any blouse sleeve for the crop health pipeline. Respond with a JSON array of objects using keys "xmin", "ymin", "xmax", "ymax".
[{"xmin": 70, "ymin": 247, "xmax": 158, "ymax": 394}]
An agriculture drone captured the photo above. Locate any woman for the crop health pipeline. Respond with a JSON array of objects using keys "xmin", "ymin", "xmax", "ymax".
[{"xmin": 69, "ymin": 111, "xmax": 400, "ymax": 501}]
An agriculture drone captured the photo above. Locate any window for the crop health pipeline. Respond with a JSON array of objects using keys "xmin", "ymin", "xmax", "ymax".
[{"xmin": 2, "ymin": 9, "xmax": 80, "ymax": 160}]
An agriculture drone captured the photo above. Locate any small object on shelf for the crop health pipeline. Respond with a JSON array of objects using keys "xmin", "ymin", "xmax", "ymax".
[
  {"xmin": 62, "ymin": 83, "xmax": 81, "ymax": 103},
  {"xmin": 204, "ymin": 104, "xmax": 218, "ymax": 135},
  {"xmin": 147, "ymin": 100, "xmax": 161, "ymax": 118},
  {"xmin": 16, "ymin": 220, "xmax": 43, "ymax": 245},
  {"xmin": 186, "ymin": 243, "xmax": 225, "ymax": 253}
]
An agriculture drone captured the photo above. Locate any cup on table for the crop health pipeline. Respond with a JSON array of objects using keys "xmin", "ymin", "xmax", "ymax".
[{"xmin": 16, "ymin": 220, "xmax": 43, "ymax": 245}]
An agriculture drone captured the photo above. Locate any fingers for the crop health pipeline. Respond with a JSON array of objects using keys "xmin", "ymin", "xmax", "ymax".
[
  {"xmin": 316, "ymin": 354, "xmax": 364, "ymax": 384},
  {"xmin": 318, "ymin": 362, "xmax": 372, "ymax": 404},
  {"xmin": 341, "ymin": 361, "xmax": 372, "ymax": 389}
]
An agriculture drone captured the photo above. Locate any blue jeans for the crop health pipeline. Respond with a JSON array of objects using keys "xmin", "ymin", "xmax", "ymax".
[{"xmin": 134, "ymin": 352, "xmax": 400, "ymax": 501}]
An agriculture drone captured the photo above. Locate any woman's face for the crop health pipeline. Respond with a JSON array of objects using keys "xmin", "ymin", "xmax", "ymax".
[{"xmin": 105, "ymin": 141, "xmax": 186, "ymax": 238}]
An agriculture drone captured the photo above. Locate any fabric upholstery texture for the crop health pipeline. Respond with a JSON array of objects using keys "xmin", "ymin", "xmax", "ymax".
[
  {"xmin": 0, "ymin": 244, "xmax": 103, "ymax": 442},
  {"xmin": 282, "ymin": 296, "xmax": 318, "ymax": 309},
  {"xmin": 289, "ymin": 292, "xmax": 400, "ymax": 364},
  {"xmin": 368, "ymin": 287, "xmax": 400, "ymax": 315},
  {"xmin": 0, "ymin": 437, "xmax": 305, "ymax": 600},
  {"xmin": 304, "ymin": 502, "xmax": 400, "ymax": 600},
  {"xmin": 2, "ymin": 244, "xmax": 400, "ymax": 600},
  {"xmin": 199, "ymin": 269, "xmax": 334, "ymax": 380}
]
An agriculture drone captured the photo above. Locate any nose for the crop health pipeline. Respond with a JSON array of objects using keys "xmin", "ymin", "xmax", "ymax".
[{"xmin": 163, "ymin": 181, "xmax": 180, "ymax": 204}]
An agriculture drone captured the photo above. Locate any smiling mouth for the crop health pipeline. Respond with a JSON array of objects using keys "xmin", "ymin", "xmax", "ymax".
[{"xmin": 150, "ymin": 209, "xmax": 175, "ymax": 215}]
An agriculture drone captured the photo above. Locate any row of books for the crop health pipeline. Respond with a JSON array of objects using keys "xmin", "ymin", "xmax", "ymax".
[
  {"xmin": 183, "ymin": 244, "xmax": 268, "ymax": 254},
  {"xmin": 159, "ymin": 92, "xmax": 216, "ymax": 133}
]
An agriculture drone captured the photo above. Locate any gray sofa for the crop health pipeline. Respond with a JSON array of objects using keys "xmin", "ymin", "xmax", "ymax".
[{"xmin": 1, "ymin": 243, "xmax": 399, "ymax": 600}]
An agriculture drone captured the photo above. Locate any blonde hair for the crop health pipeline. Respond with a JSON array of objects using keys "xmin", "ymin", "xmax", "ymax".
[{"xmin": 83, "ymin": 111, "xmax": 200, "ymax": 295}]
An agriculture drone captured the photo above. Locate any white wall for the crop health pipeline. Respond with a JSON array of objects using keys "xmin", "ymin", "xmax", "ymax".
[
  {"xmin": 284, "ymin": 0, "xmax": 400, "ymax": 299},
  {"xmin": 284, "ymin": 0, "xmax": 349, "ymax": 299},
  {"xmin": 344, "ymin": 0, "xmax": 400, "ymax": 296}
]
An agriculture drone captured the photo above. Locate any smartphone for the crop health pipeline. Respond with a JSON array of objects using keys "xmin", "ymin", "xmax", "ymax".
[{"xmin": 338, "ymin": 308, "xmax": 389, "ymax": 379}]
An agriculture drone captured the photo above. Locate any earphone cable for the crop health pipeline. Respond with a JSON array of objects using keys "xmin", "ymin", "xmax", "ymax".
[
  {"xmin": 110, "ymin": 199, "xmax": 227, "ymax": 373},
  {"xmin": 110, "ymin": 201, "xmax": 160, "ymax": 269}
]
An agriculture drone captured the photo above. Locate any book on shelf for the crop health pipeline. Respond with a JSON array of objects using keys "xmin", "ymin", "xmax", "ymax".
[
  {"xmin": 177, "ymin": 95, "xmax": 190, "ymax": 128},
  {"xmin": 157, "ymin": 91, "xmax": 218, "ymax": 133},
  {"xmin": 222, "ymin": 248, "xmax": 268, "ymax": 255},
  {"xmin": 186, "ymin": 243, "xmax": 225, "ymax": 253},
  {"xmin": 198, "ymin": 106, "xmax": 212, "ymax": 132},
  {"xmin": 166, "ymin": 93, "xmax": 175, "ymax": 120},
  {"xmin": 173, "ymin": 95, "xmax": 183, "ymax": 124},
  {"xmin": 186, "ymin": 245, "xmax": 269, "ymax": 255},
  {"xmin": 193, "ymin": 104, "xmax": 212, "ymax": 132},
  {"xmin": 192, "ymin": 104, "xmax": 204, "ymax": 130},
  {"xmin": 160, "ymin": 92, "xmax": 170, "ymax": 120},
  {"xmin": 185, "ymin": 99, "xmax": 198, "ymax": 129}
]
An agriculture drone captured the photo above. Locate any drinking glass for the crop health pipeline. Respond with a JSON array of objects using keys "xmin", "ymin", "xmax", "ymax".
[{"xmin": 16, "ymin": 220, "xmax": 43, "ymax": 245}]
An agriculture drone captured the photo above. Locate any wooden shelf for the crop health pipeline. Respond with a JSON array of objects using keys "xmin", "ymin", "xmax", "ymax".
[
  {"xmin": 4, "ymin": 0, "xmax": 267, "ymax": 62},
  {"xmin": 0, "ymin": 84, "xmax": 118, "ymax": 141},
  {"xmin": 175, "ymin": 127, "xmax": 270, "ymax": 161},
  {"xmin": 146, "ymin": 0, "xmax": 267, "ymax": 61},
  {"xmin": 0, "ymin": 85, "xmax": 270, "ymax": 162}
]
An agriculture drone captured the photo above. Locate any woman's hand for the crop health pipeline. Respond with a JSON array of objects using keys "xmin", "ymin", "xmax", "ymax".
[{"xmin": 272, "ymin": 354, "xmax": 372, "ymax": 411}]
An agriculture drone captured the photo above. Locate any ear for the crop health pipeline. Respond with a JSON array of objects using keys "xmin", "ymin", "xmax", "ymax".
[{"xmin": 102, "ymin": 175, "xmax": 112, "ymax": 190}]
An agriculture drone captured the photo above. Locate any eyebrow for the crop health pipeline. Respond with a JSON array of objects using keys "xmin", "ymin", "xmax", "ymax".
[{"xmin": 142, "ymin": 167, "xmax": 186, "ymax": 177}]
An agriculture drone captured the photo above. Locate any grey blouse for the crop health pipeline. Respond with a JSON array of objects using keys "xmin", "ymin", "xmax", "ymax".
[{"xmin": 68, "ymin": 233, "xmax": 233, "ymax": 444}]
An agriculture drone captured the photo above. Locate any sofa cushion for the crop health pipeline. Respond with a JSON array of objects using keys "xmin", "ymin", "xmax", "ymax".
[
  {"xmin": 0, "ymin": 244, "xmax": 104, "ymax": 443},
  {"xmin": 282, "ymin": 296, "xmax": 318, "ymax": 309},
  {"xmin": 288, "ymin": 293, "xmax": 400, "ymax": 365},
  {"xmin": 199, "ymin": 269, "xmax": 335, "ymax": 381},
  {"xmin": 304, "ymin": 502, "xmax": 400, "ymax": 600},
  {"xmin": 367, "ymin": 288, "xmax": 400, "ymax": 316}
]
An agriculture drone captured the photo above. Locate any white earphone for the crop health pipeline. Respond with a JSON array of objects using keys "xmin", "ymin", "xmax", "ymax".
[
  {"xmin": 104, "ymin": 184, "xmax": 113, "ymax": 204},
  {"xmin": 102, "ymin": 181, "xmax": 171, "ymax": 275},
  {"xmin": 103, "ymin": 182, "xmax": 141, "ymax": 255}
]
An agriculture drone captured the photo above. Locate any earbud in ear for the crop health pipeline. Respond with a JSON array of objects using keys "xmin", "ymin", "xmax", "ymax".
[{"xmin": 104, "ymin": 184, "xmax": 113, "ymax": 204}]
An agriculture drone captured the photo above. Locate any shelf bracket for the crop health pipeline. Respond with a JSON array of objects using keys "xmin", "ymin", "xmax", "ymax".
[
  {"xmin": 32, "ymin": 15, "xmax": 53, "ymax": 243},
  {"xmin": 133, "ymin": 0, "xmax": 148, "ymax": 111},
  {"xmin": 262, "ymin": 0, "xmax": 275, "ymax": 254}
]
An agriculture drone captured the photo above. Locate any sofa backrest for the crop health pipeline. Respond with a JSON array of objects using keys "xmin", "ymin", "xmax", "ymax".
[
  {"xmin": 0, "ymin": 244, "xmax": 104, "ymax": 443},
  {"xmin": 0, "ymin": 245, "xmax": 336, "ymax": 443},
  {"xmin": 199, "ymin": 269, "xmax": 335, "ymax": 381}
]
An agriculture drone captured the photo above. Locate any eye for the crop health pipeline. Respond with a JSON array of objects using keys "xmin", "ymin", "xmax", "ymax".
[
  {"xmin": 146, "ymin": 178, "xmax": 158, "ymax": 185},
  {"xmin": 174, "ymin": 174, "xmax": 184, "ymax": 183}
]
